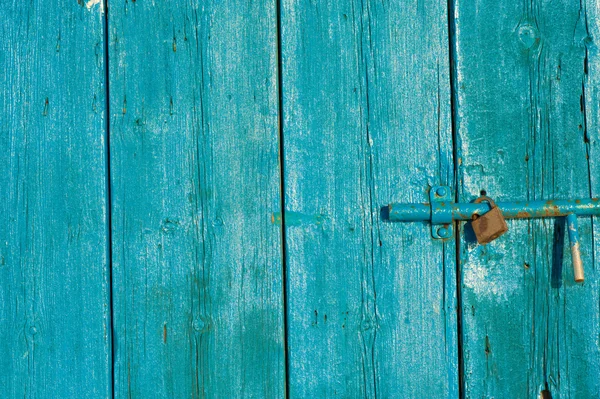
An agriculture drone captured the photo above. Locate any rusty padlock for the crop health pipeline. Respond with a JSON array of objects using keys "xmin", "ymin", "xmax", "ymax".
[{"xmin": 471, "ymin": 196, "xmax": 508, "ymax": 244}]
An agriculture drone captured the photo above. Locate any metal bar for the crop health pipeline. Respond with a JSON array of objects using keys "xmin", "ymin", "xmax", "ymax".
[
  {"xmin": 389, "ymin": 198, "xmax": 600, "ymax": 222},
  {"xmin": 388, "ymin": 203, "xmax": 431, "ymax": 221},
  {"xmin": 567, "ymin": 213, "xmax": 584, "ymax": 283}
]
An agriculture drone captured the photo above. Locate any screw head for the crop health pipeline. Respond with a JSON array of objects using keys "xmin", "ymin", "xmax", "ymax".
[
  {"xmin": 436, "ymin": 187, "xmax": 448, "ymax": 197},
  {"xmin": 437, "ymin": 227, "xmax": 450, "ymax": 237}
]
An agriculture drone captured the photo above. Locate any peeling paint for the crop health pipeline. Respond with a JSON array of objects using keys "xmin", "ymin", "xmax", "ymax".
[
  {"xmin": 462, "ymin": 255, "xmax": 518, "ymax": 302},
  {"xmin": 85, "ymin": 0, "xmax": 104, "ymax": 13}
]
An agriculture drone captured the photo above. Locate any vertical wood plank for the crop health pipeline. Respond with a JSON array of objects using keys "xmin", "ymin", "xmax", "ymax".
[
  {"xmin": 280, "ymin": 1, "xmax": 458, "ymax": 397},
  {"xmin": 108, "ymin": 1, "xmax": 284, "ymax": 397},
  {"xmin": 0, "ymin": 1, "xmax": 111, "ymax": 398},
  {"xmin": 454, "ymin": 0, "xmax": 600, "ymax": 396},
  {"xmin": 582, "ymin": 1, "xmax": 600, "ymax": 395}
]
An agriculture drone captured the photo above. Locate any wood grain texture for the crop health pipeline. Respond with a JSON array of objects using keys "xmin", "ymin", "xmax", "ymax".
[
  {"xmin": 0, "ymin": 1, "xmax": 111, "ymax": 398},
  {"xmin": 453, "ymin": 0, "xmax": 600, "ymax": 397},
  {"xmin": 280, "ymin": 0, "xmax": 458, "ymax": 397},
  {"xmin": 582, "ymin": 1, "xmax": 600, "ymax": 395},
  {"xmin": 108, "ymin": 1, "xmax": 285, "ymax": 397}
]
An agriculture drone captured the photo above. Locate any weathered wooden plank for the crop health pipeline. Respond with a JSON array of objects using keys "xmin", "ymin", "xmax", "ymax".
[
  {"xmin": 582, "ymin": 1, "xmax": 600, "ymax": 396},
  {"xmin": 108, "ymin": 1, "xmax": 284, "ymax": 397},
  {"xmin": 0, "ymin": 1, "xmax": 111, "ymax": 398},
  {"xmin": 454, "ymin": 0, "xmax": 600, "ymax": 396},
  {"xmin": 280, "ymin": 1, "xmax": 458, "ymax": 397}
]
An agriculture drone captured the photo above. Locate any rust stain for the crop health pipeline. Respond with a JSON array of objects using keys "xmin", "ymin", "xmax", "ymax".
[
  {"xmin": 163, "ymin": 324, "xmax": 167, "ymax": 343},
  {"xmin": 464, "ymin": 211, "xmax": 479, "ymax": 220},
  {"xmin": 516, "ymin": 211, "xmax": 531, "ymax": 218}
]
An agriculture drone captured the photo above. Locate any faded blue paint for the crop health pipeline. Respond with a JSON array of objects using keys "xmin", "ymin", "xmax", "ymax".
[
  {"xmin": 567, "ymin": 213, "xmax": 584, "ymax": 282},
  {"xmin": 566, "ymin": 214, "xmax": 581, "ymax": 249},
  {"xmin": 0, "ymin": 1, "xmax": 111, "ymax": 397},
  {"xmin": 280, "ymin": 0, "xmax": 459, "ymax": 397},
  {"xmin": 109, "ymin": 1, "xmax": 285, "ymax": 397},
  {"xmin": 3, "ymin": 0, "xmax": 600, "ymax": 397},
  {"xmin": 454, "ymin": 0, "xmax": 600, "ymax": 396}
]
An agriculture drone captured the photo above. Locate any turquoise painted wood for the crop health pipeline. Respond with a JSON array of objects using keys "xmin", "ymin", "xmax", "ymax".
[
  {"xmin": 0, "ymin": 1, "xmax": 111, "ymax": 398},
  {"xmin": 453, "ymin": 0, "xmax": 600, "ymax": 397},
  {"xmin": 5, "ymin": 0, "xmax": 600, "ymax": 397},
  {"xmin": 280, "ymin": 0, "xmax": 458, "ymax": 397},
  {"xmin": 108, "ymin": 0, "xmax": 285, "ymax": 397}
]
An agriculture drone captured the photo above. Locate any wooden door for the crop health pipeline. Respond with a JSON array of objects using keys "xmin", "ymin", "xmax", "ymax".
[{"xmin": 3, "ymin": 0, "xmax": 600, "ymax": 398}]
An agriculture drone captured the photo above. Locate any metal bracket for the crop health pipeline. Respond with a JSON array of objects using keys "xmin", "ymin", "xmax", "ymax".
[{"xmin": 430, "ymin": 186, "xmax": 453, "ymax": 239}]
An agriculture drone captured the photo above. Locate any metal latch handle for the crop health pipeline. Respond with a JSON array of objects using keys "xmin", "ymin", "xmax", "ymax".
[{"xmin": 567, "ymin": 214, "xmax": 584, "ymax": 282}]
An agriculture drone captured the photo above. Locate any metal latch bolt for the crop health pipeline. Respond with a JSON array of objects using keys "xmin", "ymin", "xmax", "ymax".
[{"xmin": 388, "ymin": 186, "xmax": 597, "ymax": 283}]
